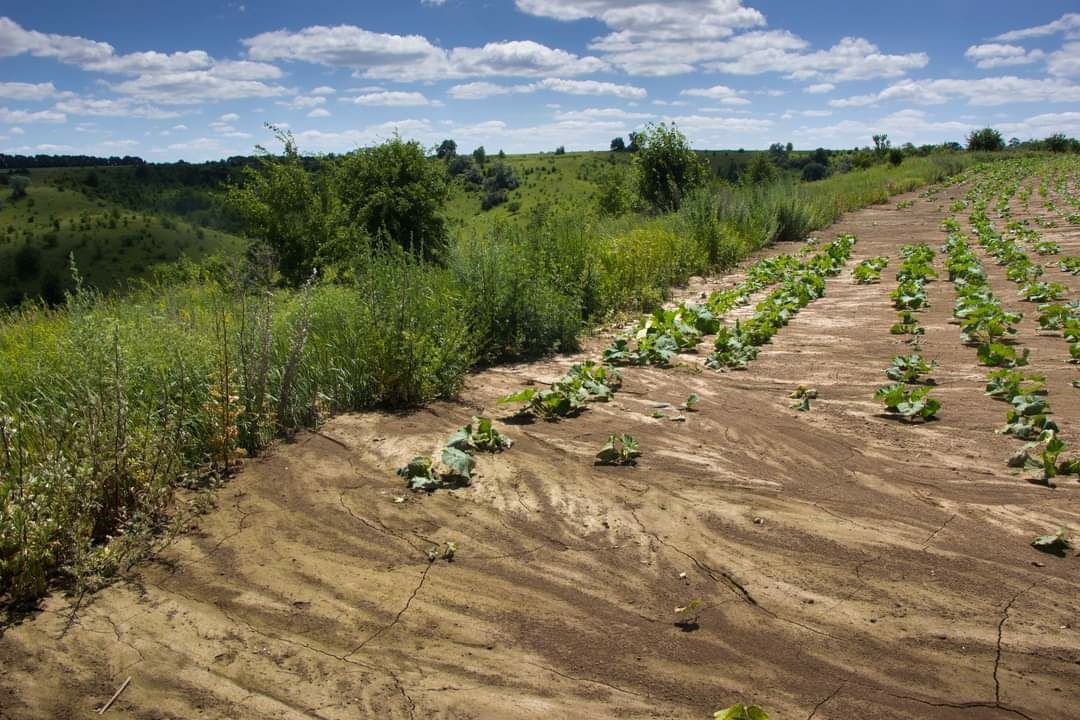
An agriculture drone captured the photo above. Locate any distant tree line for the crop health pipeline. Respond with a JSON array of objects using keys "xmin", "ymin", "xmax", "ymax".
[{"xmin": 0, "ymin": 154, "xmax": 146, "ymax": 169}]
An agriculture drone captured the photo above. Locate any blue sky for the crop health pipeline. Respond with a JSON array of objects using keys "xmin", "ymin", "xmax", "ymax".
[{"xmin": 1, "ymin": 1, "xmax": 1079, "ymax": 160}]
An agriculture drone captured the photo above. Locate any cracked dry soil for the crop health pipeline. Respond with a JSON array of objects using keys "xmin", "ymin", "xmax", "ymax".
[{"xmin": 2, "ymin": 184, "xmax": 1079, "ymax": 719}]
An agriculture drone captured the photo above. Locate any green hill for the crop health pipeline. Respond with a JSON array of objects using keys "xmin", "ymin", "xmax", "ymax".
[{"xmin": 0, "ymin": 178, "xmax": 245, "ymax": 305}]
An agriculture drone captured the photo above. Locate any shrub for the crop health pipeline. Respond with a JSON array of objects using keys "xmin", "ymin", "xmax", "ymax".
[
  {"xmin": 888, "ymin": 148, "xmax": 904, "ymax": 166},
  {"xmin": 228, "ymin": 128, "xmax": 340, "ymax": 285},
  {"xmin": 967, "ymin": 127, "xmax": 1005, "ymax": 152},
  {"xmin": 801, "ymin": 162, "xmax": 829, "ymax": 182},
  {"xmin": 633, "ymin": 123, "xmax": 709, "ymax": 211},
  {"xmin": 336, "ymin": 133, "xmax": 449, "ymax": 261},
  {"xmin": 743, "ymin": 154, "xmax": 777, "ymax": 185},
  {"xmin": 481, "ymin": 188, "xmax": 507, "ymax": 210}
]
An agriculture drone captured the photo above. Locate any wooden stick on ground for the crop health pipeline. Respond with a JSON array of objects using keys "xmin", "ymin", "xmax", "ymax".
[{"xmin": 98, "ymin": 676, "xmax": 131, "ymax": 715}]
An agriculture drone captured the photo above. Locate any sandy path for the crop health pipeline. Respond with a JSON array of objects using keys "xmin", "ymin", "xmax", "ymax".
[{"xmin": 2, "ymin": 184, "xmax": 1079, "ymax": 720}]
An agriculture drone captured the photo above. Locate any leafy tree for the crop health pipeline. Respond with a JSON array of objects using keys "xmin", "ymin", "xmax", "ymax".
[
  {"xmin": 9, "ymin": 174, "xmax": 29, "ymax": 199},
  {"xmin": 336, "ymin": 133, "xmax": 449, "ymax": 260},
  {"xmin": 872, "ymin": 133, "xmax": 890, "ymax": 156},
  {"xmin": 888, "ymin": 148, "xmax": 904, "ymax": 166},
  {"xmin": 610, "ymin": 136, "xmax": 626, "ymax": 152},
  {"xmin": 811, "ymin": 147, "xmax": 829, "ymax": 165},
  {"xmin": 1008, "ymin": 137, "xmax": 1022, "ymax": 148},
  {"xmin": 632, "ymin": 123, "xmax": 708, "ymax": 212},
  {"xmin": 966, "ymin": 127, "xmax": 1005, "ymax": 152},
  {"xmin": 228, "ymin": 126, "xmax": 340, "ymax": 285},
  {"xmin": 627, "ymin": 131, "xmax": 642, "ymax": 152},
  {"xmin": 1044, "ymin": 133, "xmax": 1069, "ymax": 153},
  {"xmin": 483, "ymin": 162, "xmax": 519, "ymax": 193},
  {"xmin": 801, "ymin": 162, "xmax": 828, "ymax": 182},
  {"xmin": 497, "ymin": 149, "xmax": 506, "ymax": 159},
  {"xmin": 743, "ymin": 153, "xmax": 777, "ymax": 185},
  {"xmin": 472, "ymin": 145, "xmax": 486, "ymax": 166},
  {"xmin": 595, "ymin": 164, "xmax": 634, "ymax": 215},
  {"xmin": 436, "ymin": 139, "xmax": 457, "ymax": 159},
  {"xmin": 767, "ymin": 142, "xmax": 789, "ymax": 166},
  {"xmin": 554, "ymin": 145, "xmax": 566, "ymax": 155}
]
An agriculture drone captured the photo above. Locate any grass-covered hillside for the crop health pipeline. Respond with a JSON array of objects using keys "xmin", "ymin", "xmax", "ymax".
[{"xmin": 0, "ymin": 178, "xmax": 244, "ymax": 305}]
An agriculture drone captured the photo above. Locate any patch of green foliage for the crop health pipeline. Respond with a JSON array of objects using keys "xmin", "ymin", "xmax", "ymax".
[{"xmin": 595, "ymin": 433, "xmax": 641, "ymax": 466}]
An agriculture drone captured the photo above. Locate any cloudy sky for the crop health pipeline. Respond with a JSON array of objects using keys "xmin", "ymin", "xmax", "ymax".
[{"xmin": 1, "ymin": 1, "xmax": 1079, "ymax": 160}]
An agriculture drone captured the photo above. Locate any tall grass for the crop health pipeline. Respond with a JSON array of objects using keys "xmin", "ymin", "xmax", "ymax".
[{"xmin": 0, "ymin": 152, "xmax": 985, "ymax": 605}]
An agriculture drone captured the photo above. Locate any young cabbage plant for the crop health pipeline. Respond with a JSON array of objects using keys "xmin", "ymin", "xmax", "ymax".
[
  {"xmin": 595, "ymin": 434, "xmax": 641, "ymax": 466},
  {"xmin": 714, "ymin": 704, "xmax": 770, "ymax": 720},
  {"xmin": 884, "ymin": 354, "xmax": 938, "ymax": 384},
  {"xmin": 875, "ymin": 383, "xmax": 941, "ymax": 422},
  {"xmin": 1031, "ymin": 527, "xmax": 1071, "ymax": 554},
  {"xmin": 446, "ymin": 416, "xmax": 513, "ymax": 453}
]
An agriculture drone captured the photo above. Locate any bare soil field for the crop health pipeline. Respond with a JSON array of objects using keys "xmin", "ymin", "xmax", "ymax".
[{"xmin": 2, "ymin": 185, "xmax": 1079, "ymax": 720}]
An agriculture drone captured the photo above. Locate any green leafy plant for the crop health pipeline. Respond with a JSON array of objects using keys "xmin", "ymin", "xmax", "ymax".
[
  {"xmin": 789, "ymin": 385, "xmax": 817, "ymax": 411},
  {"xmin": 714, "ymin": 704, "xmax": 769, "ymax": 720},
  {"xmin": 976, "ymin": 342, "xmax": 1029, "ymax": 368},
  {"xmin": 1019, "ymin": 281, "xmax": 1066, "ymax": 303},
  {"xmin": 1000, "ymin": 394, "xmax": 1058, "ymax": 440},
  {"xmin": 1031, "ymin": 527, "xmax": 1070, "ymax": 553},
  {"xmin": 889, "ymin": 310, "xmax": 925, "ymax": 338},
  {"xmin": 1059, "ymin": 256, "xmax": 1080, "ymax": 275},
  {"xmin": 397, "ymin": 456, "xmax": 437, "ymax": 491},
  {"xmin": 891, "ymin": 280, "xmax": 929, "ymax": 310},
  {"xmin": 875, "ymin": 383, "xmax": 940, "ymax": 422},
  {"xmin": 852, "ymin": 256, "xmax": 889, "ymax": 283},
  {"xmin": 446, "ymin": 416, "xmax": 513, "ymax": 453},
  {"xmin": 985, "ymin": 369, "xmax": 1046, "ymax": 401},
  {"xmin": 885, "ymin": 353, "xmax": 938, "ymax": 384},
  {"xmin": 498, "ymin": 362, "xmax": 621, "ymax": 419},
  {"xmin": 595, "ymin": 434, "xmax": 641, "ymax": 466},
  {"xmin": 681, "ymin": 393, "xmax": 701, "ymax": 411},
  {"xmin": 1037, "ymin": 302, "xmax": 1079, "ymax": 331}
]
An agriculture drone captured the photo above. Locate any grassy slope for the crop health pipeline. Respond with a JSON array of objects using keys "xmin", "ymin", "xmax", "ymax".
[
  {"xmin": 444, "ymin": 151, "xmax": 629, "ymax": 231},
  {"xmin": 0, "ymin": 181, "xmax": 244, "ymax": 302}
]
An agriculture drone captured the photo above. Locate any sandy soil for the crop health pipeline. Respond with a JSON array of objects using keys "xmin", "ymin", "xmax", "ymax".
[{"xmin": 2, "ymin": 185, "xmax": 1079, "ymax": 720}]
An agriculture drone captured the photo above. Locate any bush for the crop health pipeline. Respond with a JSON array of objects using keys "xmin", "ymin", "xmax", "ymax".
[
  {"xmin": 228, "ymin": 129, "xmax": 339, "ymax": 285},
  {"xmin": 450, "ymin": 226, "xmax": 581, "ymax": 362},
  {"xmin": 888, "ymin": 148, "xmax": 904, "ymax": 166},
  {"xmin": 967, "ymin": 127, "xmax": 1005, "ymax": 152},
  {"xmin": 481, "ymin": 189, "xmax": 507, "ymax": 210},
  {"xmin": 336, "ymin": 134, "xmax": 449, "ymax": 260},
  {"xmin": 801, "ymin": 162, "xmax": 829, "ymax": 182},
  {"xmin": 633, "ymin": 123, "xmax": 709, "ymax": 211},
  {"xmin": 483, "ymin": 162, "xmax": 519, "ymax": 192},
  {"xmin": 9, "ymin": 175, "xmax": 29, "ymax": 199},
  {"xmin": 743, "ymin": 154, "xmax": 777, "ymax": 185}
]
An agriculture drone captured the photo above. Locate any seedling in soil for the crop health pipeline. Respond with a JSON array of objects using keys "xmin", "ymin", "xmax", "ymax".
[
  {"xmin": 426, "ymin": 541, "xmax": 458, "ymax": 562},
  {"xmin": 1007, "ymin": 430, "xmax": 1071, "ymax": 482},
  {"xmin": 447, "ymin": 416, "xmax": 513, "ymax": 453},
  {"xmin": 789, "ymin": 385, "xmax": 817, "ymax": 411},
  {"xmin": 1031, "ymin": 527, "xmax": 1071, "ymax": 554},
  {"xmin": 714, "ymin": 703, "xmax": 770, "ymax": 720},
  {"xmin": 674, "ymin": 598, "xmax": 703, "ymax": 630},
  {"xmin": 890, "ymin": 310, "xmax": 925, "ymax": 337},
  {"xmin": 976, "ymin": 342, "xmax": 1029, "ymax": 368},
  {"xmin": 852, "ymin": 256, "xmax": 889, "ymax": 284},
  {"xmin": 885, "ymin": 353, "xmax": 937, "ymax": 384},
  {"xmin": 875, "ymin": 384, "xmax": 940, "ymax": 422},
  {"xmin": 595, "ymin": 434, "xmax": 641, "ymax": 466},
  {"xmin": 986, "ymin": 369, "xmax": 1046, "ymax": 401},
  {"xmin": 681, "ymin": 393, "xmax": 701, "ymax": 411},
  {"xmin": 398, "ymin": 447, "xmax": 476, "ymax": 493}
]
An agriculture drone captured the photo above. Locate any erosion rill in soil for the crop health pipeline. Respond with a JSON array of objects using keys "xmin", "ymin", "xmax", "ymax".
[{"xmin": 2, "ymin": 164, "xmax": 1079, "ymax": 719}]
